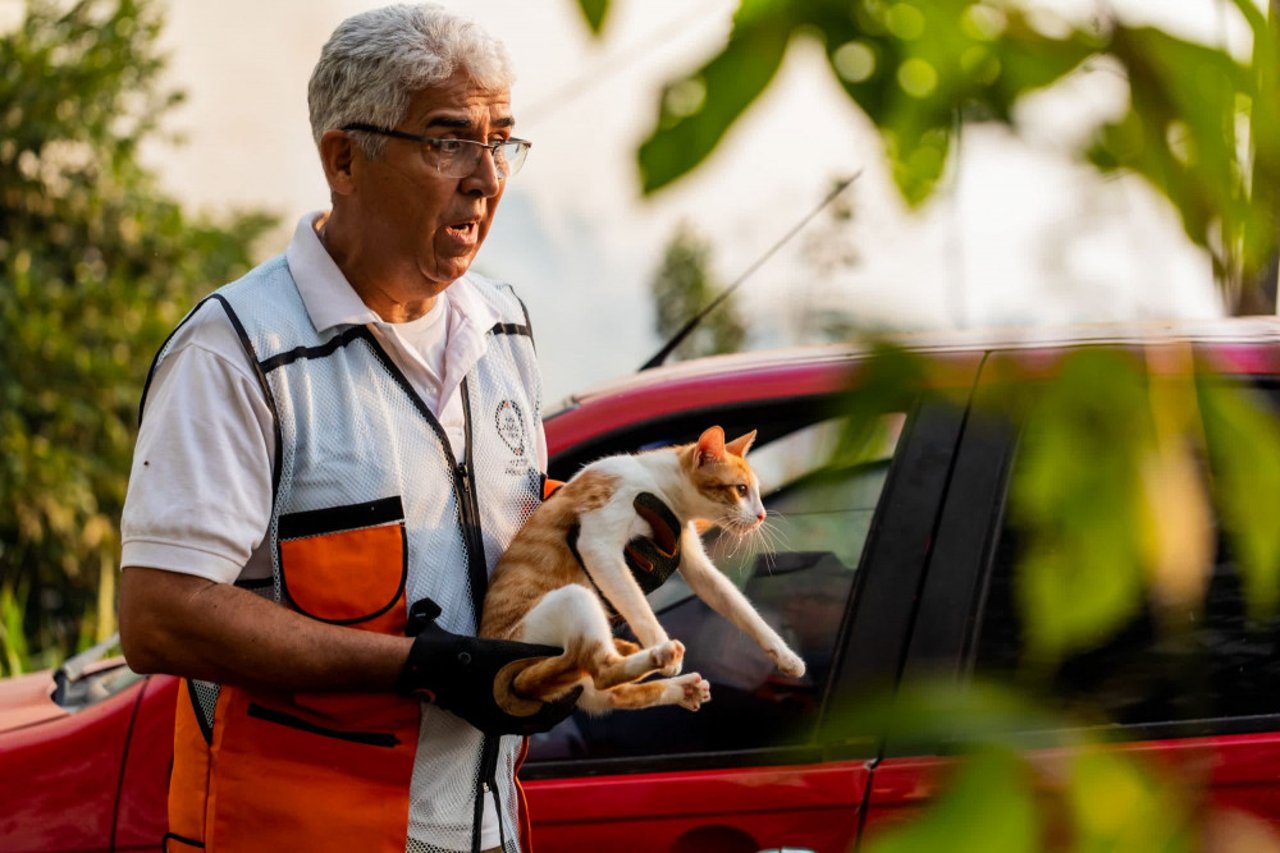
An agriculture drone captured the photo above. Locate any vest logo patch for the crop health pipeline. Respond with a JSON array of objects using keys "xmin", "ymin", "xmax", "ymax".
[{"xmin": 495, "ymin": 399, "xmax": 526, "ymax": 458}]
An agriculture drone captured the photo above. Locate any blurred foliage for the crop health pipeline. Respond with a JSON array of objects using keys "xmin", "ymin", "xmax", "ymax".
[
  {"xmin": 0, "ymin": 0, "xmax": 274, "ymax": 675},
  {"xmin": 841, "ymin": 679, "xmax": 1205, "ymax": 852},
  {"xmin": 566, "ymin": 0, "xmax": 1280, "ymax": 844},
  {"xmin": 1002, "ymin": 349, "xmax": 1159, "ymax": 663},
  {"xmin": 829, "ymin": 342, "xmax": 1280, "ymax": 849},
  {"xmin": 576, "ymin": 0, "xmax": 1280, "ymax": 295},
  {"xmin": 841, "ymin": 342, "xmax": 1280, "ymax": 666},
  {"xmin": 648, "ymin": 221, "xmax": 746, "ymax": 360},
  {"xmin": 574, "ymin": 0, "xmax": 610, "ymax": 38}
]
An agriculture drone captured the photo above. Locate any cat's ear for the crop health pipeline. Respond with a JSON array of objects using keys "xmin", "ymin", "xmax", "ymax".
[
  {"xmin": 725, "ymin": 430, "xmax": 757, "ymax": 458},
  {"xmin": 695, "ymin": 426, "xmax": 726, "ymax": 466}
]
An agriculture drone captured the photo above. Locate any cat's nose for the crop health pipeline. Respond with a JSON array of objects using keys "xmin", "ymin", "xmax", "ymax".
[{"xmin": 756, "ymin": 510, "xmax": 766, "ymax": 523}]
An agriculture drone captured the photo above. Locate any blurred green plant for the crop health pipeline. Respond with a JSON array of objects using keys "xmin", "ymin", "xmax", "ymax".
[
  {"xmin": 569, "ymin": 0, "xmax": 1280, "ymax": 843},
  {"xmin": 648, "ymin": 221, "xmax": 747, "ymax": 360},
  {"xmin": 826, "ymin": 342, "xmax": 1280, "ymax": 848},
  {"xmin": 576, "ymin": 0, "xmax": 1280, "ymax": 298},
  {"xmin": 839, "ymin": 679, "xmax": 1203, "ymax": 852},
  {"xmin": 0, "ymin": 0, "xmax": 275, "ymax": 675}
]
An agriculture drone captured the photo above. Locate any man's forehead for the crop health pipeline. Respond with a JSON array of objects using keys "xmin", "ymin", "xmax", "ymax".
[{"xmin": 407, "ymin": 75, "xmax": 512, "ymax": 125}]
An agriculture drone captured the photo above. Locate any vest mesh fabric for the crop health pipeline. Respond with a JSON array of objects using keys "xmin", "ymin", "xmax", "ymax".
[
  {"xmin": 190, "ymin": 680, "xmax": 220, "ymax": 733},
  {"xmin": 212, "ymin": 259, "xmax": 542, "ymax": 852}
]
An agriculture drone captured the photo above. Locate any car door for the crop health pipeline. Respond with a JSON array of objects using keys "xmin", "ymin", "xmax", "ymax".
[
  {"xmin": 520, "ymin": 395, "xmax": 971, "ymax": 853},
  {"xmin": 863, "ymin": 363, "xmax": 1280, "ymax": 843}
]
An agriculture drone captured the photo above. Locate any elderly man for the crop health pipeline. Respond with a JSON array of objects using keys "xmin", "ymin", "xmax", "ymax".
[{"xmin": 118, "ymin": 6, "xmax": 573, "ymax": 852}]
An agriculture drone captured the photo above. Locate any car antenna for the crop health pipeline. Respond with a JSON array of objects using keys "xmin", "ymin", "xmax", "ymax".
[{"xmin": 639, "ymin": 170, "xmax": 863, "ymax": 371}]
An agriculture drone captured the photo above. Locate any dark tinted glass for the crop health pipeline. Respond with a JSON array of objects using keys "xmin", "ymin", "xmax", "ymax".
[{"xmin": 974, "ymin": 383, "xmax": 1280, "ymax": 732}]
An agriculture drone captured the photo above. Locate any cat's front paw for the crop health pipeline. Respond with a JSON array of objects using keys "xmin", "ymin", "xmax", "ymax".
[
  {"xmin": 669, "ymin": 672, "xmax": 710, "ymax": 711},
  {"xmin": 769, "ymin": 646, "xmax": 806, "ymax": 678},
  {"xmin": 651, "ymin": 639, "xmax": 685, "ymax": 676}
]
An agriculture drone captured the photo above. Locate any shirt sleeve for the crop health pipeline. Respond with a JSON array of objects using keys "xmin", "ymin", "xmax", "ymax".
[{"xmin": 120, "ymin": 304, "xmax": 275, "ymax": 584}]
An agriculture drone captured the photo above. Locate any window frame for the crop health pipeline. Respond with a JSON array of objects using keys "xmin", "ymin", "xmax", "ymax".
[{"xmin": 522, "ymin": 395, "xmax": 969, "ymax": 779}]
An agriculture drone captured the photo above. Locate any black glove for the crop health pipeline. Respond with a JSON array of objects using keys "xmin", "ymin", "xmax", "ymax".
[{"xmin": 396, "ymin": 598, "xmax": 581, "ymax": 735}]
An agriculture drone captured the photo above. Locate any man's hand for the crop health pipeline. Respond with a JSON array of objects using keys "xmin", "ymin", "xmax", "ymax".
[{"xmin": 397, "ymin": 599, "xmax": 581, "ymax": 735}]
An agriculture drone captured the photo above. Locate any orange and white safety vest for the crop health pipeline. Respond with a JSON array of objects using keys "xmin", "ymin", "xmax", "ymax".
[{"xmin": 148, "ymin": 257, "xmax": 544, "ymax": 852}]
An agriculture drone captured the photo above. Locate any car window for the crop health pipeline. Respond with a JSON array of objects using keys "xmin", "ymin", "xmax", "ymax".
[
  {"xmin": 973, "ymin": 382, "xmax": 1280, "ymax": 734},
  {"xmin": 527, "ymin": 410, "xmax": 903, "ymax": 767}
]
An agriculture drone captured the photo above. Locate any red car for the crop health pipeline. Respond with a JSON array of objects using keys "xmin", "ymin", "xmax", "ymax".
[{"xmin": 7, "ymin": 319, "xmax": 1280, "ymax": 851}]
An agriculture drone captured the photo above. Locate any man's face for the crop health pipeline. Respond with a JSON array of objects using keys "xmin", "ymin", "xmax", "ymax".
[{"xmin": 352, "ymin": 71, "xmax": 512, "ymax": 296}]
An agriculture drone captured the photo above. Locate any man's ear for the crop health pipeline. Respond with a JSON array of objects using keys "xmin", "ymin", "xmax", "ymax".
[{"xmin": 319, "ymin": 129, "xmax": 358, "ymax": 195}]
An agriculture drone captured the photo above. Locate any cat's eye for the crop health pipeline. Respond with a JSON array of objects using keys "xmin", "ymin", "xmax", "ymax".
[{"xmin": 734, "ymin": 484, "xmax": 749, "ymax": 497}]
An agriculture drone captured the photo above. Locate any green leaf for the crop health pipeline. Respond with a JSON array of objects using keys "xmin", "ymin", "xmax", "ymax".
[
  {"xmin": 1069, "ymin": 749, "xmax": 1193, "ymax": 853},
  {"xmin": 1090, "ymin": 24, "xmax": 1267, "ymax": 280},
  {"xmin": 575, "ymin": 0, "xmax": 609, "ymax": 37},
  {"xmin": 864, "ymin": 746, "xmax": 1040, "ymax": 853},
  {"xmin": 1197, "ymin": 378, "xmax": 1280, "ymax": 620},
  {"xmin": 1008, "ymin": 350, "xmax": 1153, "ymax": 665},
  {"xmin": 637, "ymin": 2, "xmax": 793, "ymax": 194}
]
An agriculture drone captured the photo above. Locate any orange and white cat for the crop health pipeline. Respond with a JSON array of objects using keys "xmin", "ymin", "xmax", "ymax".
[{"xmin": 480, "ymin": 426, "xmax": 805, "ymax": 715}]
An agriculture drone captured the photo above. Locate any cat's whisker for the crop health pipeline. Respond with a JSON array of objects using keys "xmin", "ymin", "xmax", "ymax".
[{"xmin": 759, "ymin": 521, "xmax": 792, "ymax": 554}]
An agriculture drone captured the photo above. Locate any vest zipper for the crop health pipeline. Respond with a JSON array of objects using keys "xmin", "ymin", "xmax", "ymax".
[{"xmin": 456, "ymin": 380, "xmax": 491, "ymax": 630}]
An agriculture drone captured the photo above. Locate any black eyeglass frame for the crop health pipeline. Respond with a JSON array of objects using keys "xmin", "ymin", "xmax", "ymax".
[{"xmin": 341, "ymin": 123, "xmax": 531, "ymax": 178}]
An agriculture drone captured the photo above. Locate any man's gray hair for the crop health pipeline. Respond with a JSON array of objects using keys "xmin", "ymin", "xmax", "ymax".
[{"xmin": 308, "ymin": 3, "xmax": 513, "ymax": 158}]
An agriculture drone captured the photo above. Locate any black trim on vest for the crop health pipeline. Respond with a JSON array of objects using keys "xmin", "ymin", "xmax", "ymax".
[
  {"xmin": 510, "ymin": 292, "xmax": 537, "ymax": 353},
  {"xmin": 233, "ymin": 577, "xmax": 273, "ymax": 590},
  {"xmin": 490, "ymin": 322, "xmax": 531, "ymax": 337},
  {"xmin": 209, "ymin": 294, "xmax": 285, "ymax": 500},
  {"xmin": 352, "ymin": 330, "xmax": 487, "ymax": 630},
  {"xmin": 258, "ymin": 325, "xmax": 369, "ymax": 373},
  {"xmin": 187, "ymin": 679, "xmax": 214, "ymax": 746},
  {"xmin": 137, "ymin": 292, "xmax": 285, "ymax": 518},
  {"xmin": 458, "ymin": 379, "xmax": 491, "ymax": 630},
  {"xmin": 138, "ymin": 295, "xmax": 216, "ymax": 426},
  {"xmin": 278, "ymin": 495, "xmax": 404, "ymax": 540},
  {"xmin": 278, "ymin": 526, "xmax": 408, "ymax": 627},
  {"xmin": 246, "ymin": 702, "xmax": 400, "ymax": 747},
  {"xmin": 162, "ymin": 831, "xmax": 207, "ymax": 851},
  {"xmin": 356, "ymin": 327, "xmax": 458, "ymax": 451}
]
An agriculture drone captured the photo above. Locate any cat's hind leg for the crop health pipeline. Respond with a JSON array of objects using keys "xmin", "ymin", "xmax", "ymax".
[
  {"xmin": 519, "ymin": 584, "xmax": 678, "ymax": 692},
  {"xmin": 577, "ymin": 673, "xmax": 711, "ymax": 713}
]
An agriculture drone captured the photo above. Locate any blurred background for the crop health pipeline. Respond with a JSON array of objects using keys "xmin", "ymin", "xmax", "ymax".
[
  {"xmin": 2, "ymin": 0, "xmax": 1276, "ymax": 685},
  {"xmin": 142, "ymin": 0, "xmax": 1237, "ymax": 403},
  {"xmin": 29, "ymin": 1, "xmax": 1258, "ymax": 391}
]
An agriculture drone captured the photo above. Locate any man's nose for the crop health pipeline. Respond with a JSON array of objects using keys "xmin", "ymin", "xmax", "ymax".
[{"xmin": 462, "ymin": 146, "xmax": 502, "ymax": 196}]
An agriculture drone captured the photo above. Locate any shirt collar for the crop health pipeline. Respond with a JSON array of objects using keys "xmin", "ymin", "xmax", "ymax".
[
  {"xmin": 285, "ymin": 211, "xmax": 378, "ymax": 333},
  {"xmin": 284, "ymin": 210, "xmax": 502, "ymax": 336}
]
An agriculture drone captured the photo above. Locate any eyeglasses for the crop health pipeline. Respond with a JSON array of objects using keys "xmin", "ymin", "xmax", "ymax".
[{"xmin": 342, "ymin": 123, "xmax": 531, "ymax": 179}]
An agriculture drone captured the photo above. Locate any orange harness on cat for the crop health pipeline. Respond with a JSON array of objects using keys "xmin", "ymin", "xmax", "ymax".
[{"xmin": 565, "ymin": 491, "xmax": 684, "ymax": 615}]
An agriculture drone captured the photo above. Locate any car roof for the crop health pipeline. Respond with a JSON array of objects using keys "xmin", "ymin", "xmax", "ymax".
[{"xmin": 545, "ymin": 316, "xmax": 1280, "ymax": 455}]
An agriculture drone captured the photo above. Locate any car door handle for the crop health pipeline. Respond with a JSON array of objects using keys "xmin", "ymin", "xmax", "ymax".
[{"xmin": 757, "ymin": 849, "xmax": 816, "ymax": 853}]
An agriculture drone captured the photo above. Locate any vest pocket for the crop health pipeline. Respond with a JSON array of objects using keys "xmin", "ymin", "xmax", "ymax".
[
  {"xmin": 278, "ymin": 496, "xmax": 407, "ymax": 630},
  {"xmin": 246, "ymin": 702, "xmax": 400, "ymax": 747}
]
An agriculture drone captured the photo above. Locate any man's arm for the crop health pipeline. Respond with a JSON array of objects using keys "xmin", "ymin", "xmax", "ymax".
[{"xmin": 119, "ymin": 565, "xmax": 412, "ymax": 692}]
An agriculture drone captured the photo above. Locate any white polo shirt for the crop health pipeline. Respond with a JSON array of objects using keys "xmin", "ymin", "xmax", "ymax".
[{"xmin": 120, "ymin": 211, "xmax": 547, "ymax": 585}]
